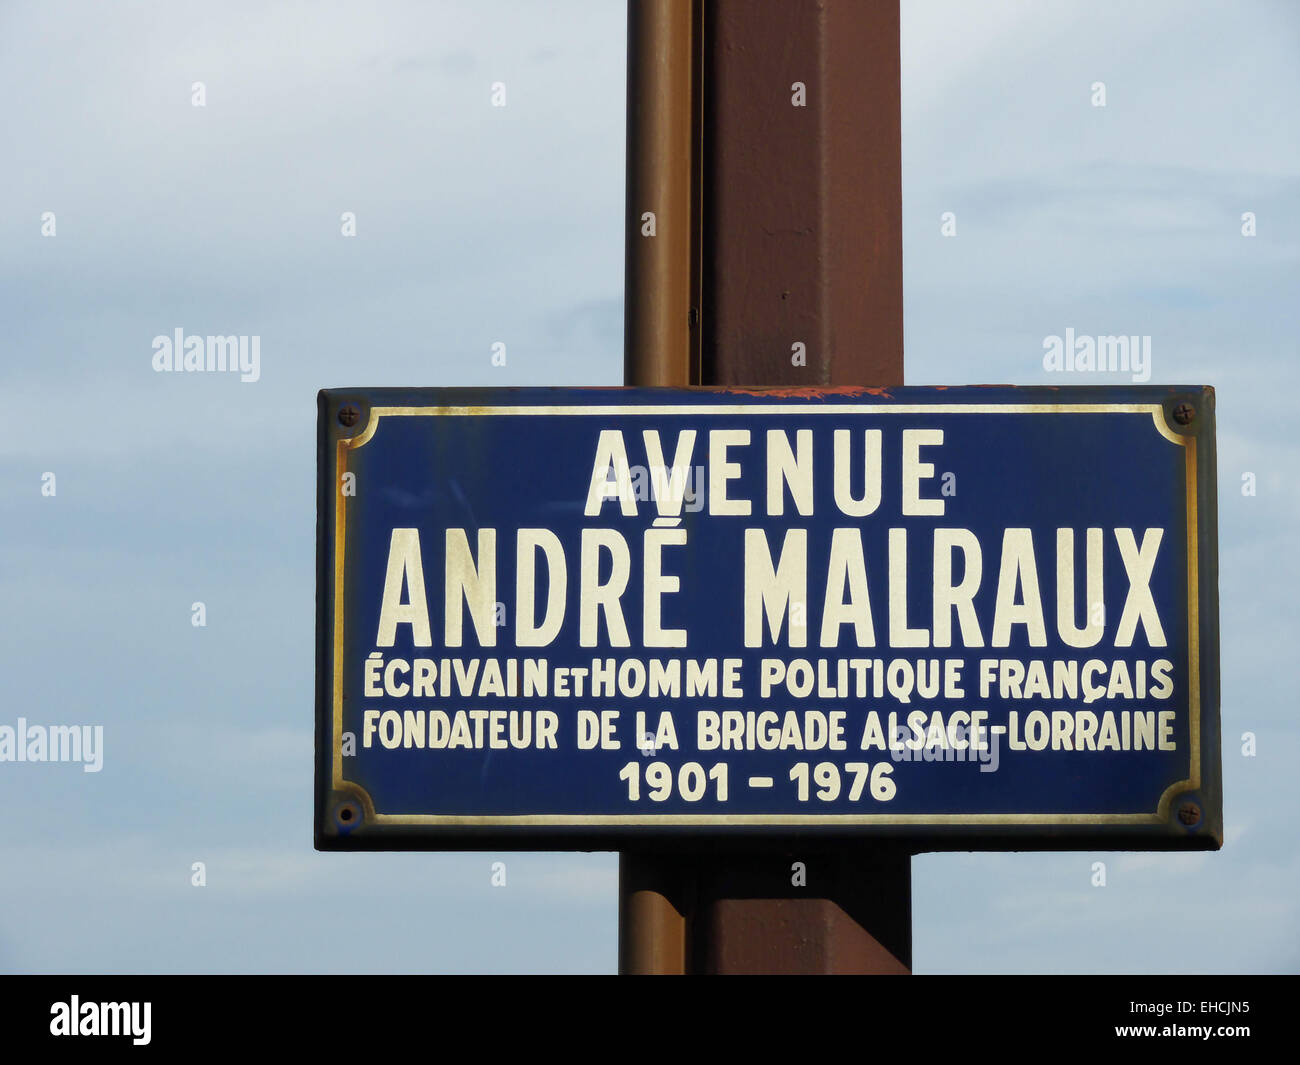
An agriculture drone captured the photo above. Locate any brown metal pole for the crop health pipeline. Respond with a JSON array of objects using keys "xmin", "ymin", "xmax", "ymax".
[
  {"xmin": 695, "ymin": 0, "xmax": 908, "ymax": 974},
  {"xmin": 618, "ymin": 851, "xmax": 690, "ymax": 975},
  {"xmin": 700, "ymin": 0, "xmax": 903, "ymax": 385},
  {"xmin": 619, "ymin": 0, "xmax": 697, "ymax": 976},
  {"xmin": 624, "ymin": 0, "xmax": 697, "ymax": 389},
  {"xmin": 621, "ymin": 0, "xmax": 908, "ymax": 974},
  {"xmin": 693, "ymin": 851, "xmax": 911, "ymax": 974}
]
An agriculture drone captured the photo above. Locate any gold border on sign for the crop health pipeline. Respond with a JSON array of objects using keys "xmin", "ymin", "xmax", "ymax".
[{"xmin": 330, "ymin": 402, "xmax": 1200, "ymax": 829}]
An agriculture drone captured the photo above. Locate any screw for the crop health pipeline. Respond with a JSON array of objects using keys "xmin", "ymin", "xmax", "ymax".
[
  {"xmin": 1172, "ymin": 402, "xmax": 1195, "ymax": 426},
  {"xmin": 338, "ymin": 403, "xmax": 360, "ymax": 428},
  {"xmin": 1177, "ymin": 801, "xmax": 1201, "ymax": 826}
]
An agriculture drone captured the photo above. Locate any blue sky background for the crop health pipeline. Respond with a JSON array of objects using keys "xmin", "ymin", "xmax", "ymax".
[{"xmin": 1, "ymin": 0, "xmax": 1296, "ymax": 973}]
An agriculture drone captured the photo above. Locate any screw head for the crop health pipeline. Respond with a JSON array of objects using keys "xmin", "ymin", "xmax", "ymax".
[
  {"xmin": 338, "ymin": 403, "xmax": 361, "ymax": 428},
  {"xmin": 1172, "ymin": 402, "xmax": 1195, "ymax": 426},
  {"xmin": 335, "ymin": 801, "xmax": 360, "ymax": 830},
  {"xmin": 1177, "ymin": 801, "xmax": 1201, "ymax": 826}
]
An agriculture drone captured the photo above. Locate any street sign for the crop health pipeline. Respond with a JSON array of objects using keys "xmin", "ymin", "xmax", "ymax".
[{"xmin": 315, "ymin": 385, "xmax": 1220, "ymax": 850}]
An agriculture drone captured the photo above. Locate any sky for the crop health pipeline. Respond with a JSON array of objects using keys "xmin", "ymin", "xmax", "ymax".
[{"xmin": 0, "ymin": 0, "xmax": 1296, "ymax": 973}]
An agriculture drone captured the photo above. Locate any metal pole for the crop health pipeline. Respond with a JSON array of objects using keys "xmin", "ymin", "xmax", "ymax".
[
  {"xmin": 699, "ymin": 0, "xmax": 904, "ymax": 386},
  {"xmin": 621, "ymin": 0, "xmax": 908, "ymax": 974},
  {"xmin": 619, "ymin": 0, "xmax": 697, "ymax": 976},
  {"xmin": 624, "ymin": 0, "xmax": 697, "ymax": 389}
]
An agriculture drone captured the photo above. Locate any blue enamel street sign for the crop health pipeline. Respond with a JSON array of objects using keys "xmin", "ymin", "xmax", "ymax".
[{"xmin": 315, "ymin": 386, "xmax": 1221, "ymax": 850}]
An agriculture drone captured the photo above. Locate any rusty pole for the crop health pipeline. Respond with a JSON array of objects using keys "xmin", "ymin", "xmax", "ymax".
[
  {"xmin": 700, "ymin": 0, "xmax": 904, "ymax": 387},
  {"xmin": 621, "ymin": 0, "xmax": 908, "ymax": 974}
]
